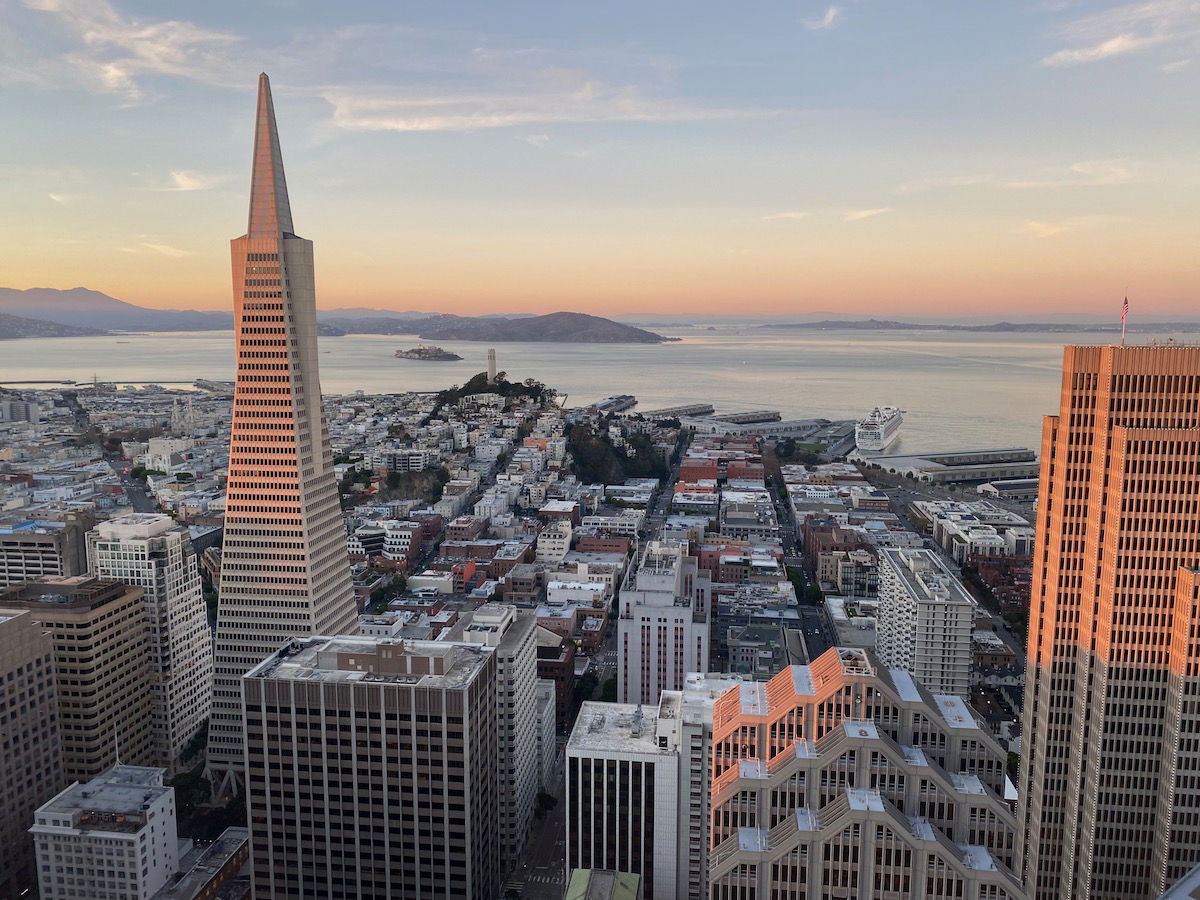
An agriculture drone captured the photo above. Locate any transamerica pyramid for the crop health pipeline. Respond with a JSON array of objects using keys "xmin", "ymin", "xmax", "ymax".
[{"xmin": 206, "ymin": 74, "xmax": 358, "ymax": 798}]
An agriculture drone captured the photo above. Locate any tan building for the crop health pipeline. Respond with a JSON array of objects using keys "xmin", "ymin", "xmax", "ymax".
[
  {"xmin": 1018, "ymin": 345, "xmax": 1200, "ymax": 899},
  {"xmin": 0, "ymin": 510, "xmax": 93, "ymax": 588},
  {"xmin": 0, "ymin": 609, "xmax": 66, "ymax": 899},
  {"xmin": 0, "ymin": 577, "xmax": 154, "ymax": 781},
  {"xmin": 243, "ymin": 636, "xmax": 499, "ymax": 899},
  {"xmin": 207, "ymin": 73, "xmax": 358, "ymax": 797}
]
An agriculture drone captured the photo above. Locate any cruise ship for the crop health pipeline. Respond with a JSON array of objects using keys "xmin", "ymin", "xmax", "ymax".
[{"xmin": 855, "ymin": 407, "xmax": 903, "ymax": 451}]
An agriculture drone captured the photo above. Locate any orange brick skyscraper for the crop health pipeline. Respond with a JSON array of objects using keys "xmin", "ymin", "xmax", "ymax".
[
  {"xmin": 206, "ymin": 74, "xmax": 358, "ymax": 797},
  {"xmin": 1018, "ymin": 344, "xmax": 1200, "ymax": 899}
]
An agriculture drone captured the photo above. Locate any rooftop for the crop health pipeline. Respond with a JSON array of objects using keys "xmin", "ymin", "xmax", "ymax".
[
  {"xmin": 246, "ymin": 635, "xmax": 491, "ymax": 689},
  {"xmin": 568, "ymin": 700, "xmax": 674, "ymax": 756},
  {"xmin": 36, "ymin": 766, "xmax": 169, "ymax": 835}
]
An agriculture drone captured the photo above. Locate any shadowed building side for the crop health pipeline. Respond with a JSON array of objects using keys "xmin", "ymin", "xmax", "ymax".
[{"xmin": 206, "ymin": 74, "xmax": 358, "ymax": 798}]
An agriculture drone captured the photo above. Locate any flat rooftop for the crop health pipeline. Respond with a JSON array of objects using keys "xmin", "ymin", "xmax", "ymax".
[
  {"xmin": 246, "ymin": 635, "xmax": 491, "ymax": 689},
  {"xmin": 37, "ymin": 766, "xmax": 169, "ymax": 834},
  {"xmin": 568, "ymin": 701, "xmax": 674, "ymax": 755}
]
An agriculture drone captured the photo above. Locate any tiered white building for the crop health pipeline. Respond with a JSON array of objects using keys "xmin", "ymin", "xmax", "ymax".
[{"xmin": 87, "ymin": 513, "xmax": 213, "ymax": 772}]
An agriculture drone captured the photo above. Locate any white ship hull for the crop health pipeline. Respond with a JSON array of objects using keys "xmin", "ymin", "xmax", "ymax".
[{"xmin": 855, "ymin": 407, "xmax": 903, "ymax": 450}]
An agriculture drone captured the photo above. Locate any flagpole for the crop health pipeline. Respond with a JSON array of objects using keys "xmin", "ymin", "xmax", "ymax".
[{"xmin": 1121, "ymin": 315, "xmax": 1126, "ymax": 347}]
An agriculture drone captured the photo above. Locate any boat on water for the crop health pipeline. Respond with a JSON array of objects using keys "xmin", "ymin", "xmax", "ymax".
[
  {"xmin": 855, "ymin": 406, "xmax": 903, "ymax": 450},
  {"xmin": 394, "ymin": 345, "xmax": 462, "ymax": 361}
]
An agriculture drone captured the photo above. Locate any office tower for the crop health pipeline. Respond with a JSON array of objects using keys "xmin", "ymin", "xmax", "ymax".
[
  {"xmin": 243, "ymin": 635, "xmax": 499, "ymax": 899},
  {"xmin": 567, "ymin": 701, "xmax": 682, "ymax": 899},
  {"xmin": 618, "ymin": 540, "xmax": 711, "ymax": 705},
  {"xmin": 0, "ymin": 509, "xmax": 94, "ymax": 587},
  {"xmin": 0, "ymin": 577, "xmax": 153, "ymax": 780},
  {"xmin": 0, "ymin": 609, "xmax": 66, "ymax": 899},
  {"xmin": 1018, "ymin": 345, "xmax": 1200, "ymax": 899},
  {"xmin": 207, "ymin": 73, "xmax": 358, "ymax": 795},
  {"xmin": 87, "ymin": 513, "xmax": 214, "ymax": 773},
  {"xmin": 448, "ymin": 605, "xmax": 539, "ymax": 870},
  {"xmin": 875, "ymin": 547, "xmax": 975, "ymax": 697},
  {"xmin": 31, "ymin": 766, "xmax": 178, "ymax": 900},
  {"xmin": 569, "ymin": 647, "xmax": 1024, "ymax": 900},
  {"xmin": 487, "ymin": 348, "xmax": 497, "ymax": 382}
]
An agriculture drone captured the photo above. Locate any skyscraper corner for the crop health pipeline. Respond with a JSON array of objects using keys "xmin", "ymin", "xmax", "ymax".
[{"xmin": 206, "ymin": 74, "xmax": 358, "ymax": 797}]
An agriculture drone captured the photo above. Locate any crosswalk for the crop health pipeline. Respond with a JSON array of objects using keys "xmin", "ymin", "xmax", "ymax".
[{"xmin": 502, "ymin": 868, "xmax": 566, "ymax": 896}]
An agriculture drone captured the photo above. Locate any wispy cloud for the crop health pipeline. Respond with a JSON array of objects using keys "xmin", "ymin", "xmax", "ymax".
[
  {"xmin": 1161, "ymin": 57, "xmax": 1191, "ymax": 71},
  {"xmin": 896, "ymin": 160, "xmax": 1140, "ymax": 193},
  {"xmin": 20, "ymin": 0, "xmax": 245, "ymax": 101},
  {"xmin": 843, "ymin": 207, "xmax": 892, "ymax": 222},
  {"xmin": 1019, "ymin": 215, "xmax": 1117, "ymax": 238},
  {"xmin": 48, "ymin": 192, "xmax": 69, "ymax": 204},
  {"xmin": 157, "ymin": 170, "xmax": 221, "ymax": 191},
  {"xmin": 804, "ymin": 5, "xmax": 842, "ymax": 31},
  {"xmin": 121, "ymin": 240, "xmax": 191, "ymax": 257},
  {"xmin": 322, "ymin": 81, "xmax": 777, "ymax": 132},
  {"xmin": 1042, "ymin": 1, "xmax": 1200, "ymax": 67},
  {"xmin": 763, "ymin": 211, "xmax": 811, "ymax": 221}
]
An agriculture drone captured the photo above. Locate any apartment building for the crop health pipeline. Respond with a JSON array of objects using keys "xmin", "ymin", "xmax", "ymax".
[{"xmin": 876, "ymin": 548, "xmax": 975, "ymax": 697}]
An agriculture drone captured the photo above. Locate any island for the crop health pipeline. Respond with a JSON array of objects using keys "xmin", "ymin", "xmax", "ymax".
[{"xmin": 394, "ymin": 345, "xmax": 463, "ymax": 361}]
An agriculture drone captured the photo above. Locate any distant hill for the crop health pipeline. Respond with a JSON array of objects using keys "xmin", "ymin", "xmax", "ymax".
[
  {"xmin": 0, "ymin": 311, "xmax": 106, "ymax": 339},
  {"xmin": 0, "ymin": 287, "xmax": 232, "ymax": 331},
  {"xmin": 324, "ymin": 311, "xmax": 673, "ymax": 343},
  {"xmin": 763, "ymin": 318, "xmax": 1200, "ymax": 334}
]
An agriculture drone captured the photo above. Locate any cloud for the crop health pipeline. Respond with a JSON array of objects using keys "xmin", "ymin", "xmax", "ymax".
[
  {"xmin": 127, "ymin": 241, "xmax": 191, "ymax": 257},
  {"xmin": 20, "ymin": 0, "xmax": 246, "ymax": 100},
  {"xmin": 843, "ymin": 207, "xmax": 893, "ymax": 222},
  {"xmin": 763, "ymin": 211, "xmax": 811, "ymax": 221},
  {"xmin": 521, "ymin": 133, "xmax": 550, "ymax": 146},
  {"xmin": 896, "ymin": 160, "xmax": 1140, "ymax": 193},
  {"xmin": 895, "ymin": 174, "xmax": 993, "ymax": 195},
  {"xmin": 322, "ymin": 81, "xmax": 777, "ymax": 132},
  {"xmin": 1161, "ymin": 57, "xmax": 1192, "ymax": 71},
  {"xmin": 158, "ymin": 170, "xmax": 221, "ymax": 191},
  {"xmin": 1019, "ymin": 215, "xmax": 1117, "ymax": 238},
  {"xmin": 48, "ymin": 192, "xmax": 68, "ymax": 204},
  {"xmin": 804, "ymin": 5, "xmax": 842, "ymax": 31},
  {"xmin": 1042, "ymin": 1, "xmax": 1200, "ymax": 67}
]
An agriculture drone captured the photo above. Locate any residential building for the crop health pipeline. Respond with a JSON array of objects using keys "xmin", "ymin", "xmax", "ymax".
[
  {"xmin": 536, "ymin": 519, "xmax": 573, "ymax": 563},
  {"xmin": 87, "ymin": 513, "xmax": 214, "ymax": 772},
  {"xmin": 618, "ymin": 541, "xmax": 711, "ymax": 705},
  {"xmin": 1018, "ymin": 345, "xmax": 1200, "ymax": 899},
  {"xmin": 208, "ymin": 74, "xmax": 359, "ymax": 796},
  {"xmin": 243, "ymin": 635, "xmax": 499, "ymax": 899},
  {"xmin": 0, "ymin": 609, "xmax": 66, "ymax": 899},
  {"xmin": 876, "ymin": 548, "xmax": 975, "ymax": 697},
  {"xmin": 0, "ymin": 577, "xmax": 154, "ymax": 780},
  {"xmin": 0, "ymin": 510, "xmax": 94, "ymax": 587},
  {"xmin": 31, "ymin": 766, "xmax": 179, "ymax": 900}
]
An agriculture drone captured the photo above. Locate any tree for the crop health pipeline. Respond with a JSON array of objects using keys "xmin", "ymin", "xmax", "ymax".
[
  {"xmin": 600, "ymin": 675, "xmax": 618, "ymax": 702},
  {"xmin": 804, "ymin": 584, "xmax": 823, "ymax": 603}
]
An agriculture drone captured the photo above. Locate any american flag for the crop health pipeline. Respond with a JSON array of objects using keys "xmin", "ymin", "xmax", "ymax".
[{"xmin": 1121, "ymin": 296, "xmax": 1129, "ymax": 322}]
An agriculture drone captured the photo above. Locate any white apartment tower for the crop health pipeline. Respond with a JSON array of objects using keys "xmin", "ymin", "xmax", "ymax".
[
  {"xmin": 31, "ymin": 766, "xmax": 179, "ymax": 900},
  {"xmin": 618, "ymin": 540, "xmax": 711, "ymax": 705},
  {"xmin": 207, "ymin": 74, "xmax": 358, "ymax": 796},
  {"xmin": 87, "ymin": 513, "xmax": 214, "ymax": 773},
  {"xmin": 876, "ymin": 547, "xmax": 975, "ymax": 697}
]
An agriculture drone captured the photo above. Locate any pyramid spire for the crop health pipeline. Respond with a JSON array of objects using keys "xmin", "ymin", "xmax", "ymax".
[{"xmin": 247, "ymin": 73, "xmax": 294, "ymax": 239}]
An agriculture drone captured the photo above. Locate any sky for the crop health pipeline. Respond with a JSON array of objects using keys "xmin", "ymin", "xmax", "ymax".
[{"xmin": 0, "ymin": 0, "xmax": 1197, "ymax": 319}]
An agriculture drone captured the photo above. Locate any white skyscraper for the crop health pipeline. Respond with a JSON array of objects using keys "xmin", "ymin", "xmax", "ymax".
[
  {"xmin": 87, "ymin": 513, "xmax": 213, "ymax": 773},
  {"xmin": 875, "ymin": 547, "xmax": 975, "ymax": 697},
  {"xmin": 617, "ymin": 540, "xmax": 711, "ymax": 705},
  {"xmin": 206, "ymin": 74, "xmax": 358, "ymax": 796}
]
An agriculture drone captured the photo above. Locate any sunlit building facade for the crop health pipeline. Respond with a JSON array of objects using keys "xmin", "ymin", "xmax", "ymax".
[
  {"xmin": 1017, "ymin": 345, "xmax": 1200, "ymax": 899},
  {"xmin": 206, "ymin": 74, "xmax": 358, "ymax": 796}
]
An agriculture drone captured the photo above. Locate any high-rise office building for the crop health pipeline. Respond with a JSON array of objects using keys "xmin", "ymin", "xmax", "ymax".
[
  {"xmin": 0, "ymin": 577, "xmax": 154, "ymax": 781},
  {"xmin": 0, "ymin": 609, "xmax": 66, "ymax": 899},
  {"xmin": 31, "ymin": 766, "xmax": 179, "ymax": 900},
  {"xmin": 1018, "ymin": 344, "xmax": 1200, "ymax": 899},
  {"xmin": 570, "ymin": 647, "xmax": 1024, "ymax": 900},
  {"xmin": 618, "ymin": 540, "xmax": 711, "ymax": 705},
  {"xmin": 0, "ymin": 509, "xmax": 94, "ymax": 588},
  {"xmin": 876, "ymin": 547, "xmax": 975, "ymax": 697},
  {"xmin": 242, "ymin": 635, "xmax": 499, "ymax": 899},
  {"xmin": 87, "ymin": 513, "xmax": 214, "ymax": 773},
  {"xmin": 448, "ymin": 604, "xmax": 539, "ymax": 870},
  {"xmin": 206, "ymin": 73, "xmax": 358, "ymax": 796}
]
